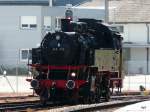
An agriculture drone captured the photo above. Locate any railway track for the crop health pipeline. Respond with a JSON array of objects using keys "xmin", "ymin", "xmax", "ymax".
[
  {"xmin": 0, "ymin": 95, "xmax": 37, "ymax": 100},
  {"xmin": 0, "ymin": 101, "xmax": 64, "ymax": 112},
  {"xmin": 0, "ymin": 95, "xmax": 149, "ymax": 112},
  {"xmin": 111, "ymin": 95, "xmax": 150, "ymax": 101},
  {"xmin": 0, "ymin": 99, "xmax": 65, "ymax": 111},
  {"xmin": 0, "ymin": 101, "xmax": 39, "ymax": 111}
]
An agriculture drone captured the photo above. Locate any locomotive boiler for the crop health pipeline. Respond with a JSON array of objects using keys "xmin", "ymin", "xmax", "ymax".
[{"xmin": 27, "ymin": 18, "xmax": 123, "ymax": 104}]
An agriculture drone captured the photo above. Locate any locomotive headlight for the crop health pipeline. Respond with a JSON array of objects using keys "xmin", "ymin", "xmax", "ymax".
[
  {"xmin": 56, "ymin": 35, "xmax": 60, "ymax": 40},
  {"xmin": 58, "ymin": 43, "xmax": 61, "ymax": 47},
  {"xmin": 52, "ymin": 81, "xmax": 56, "ymax": 87},
  {"xmin": 71, "ymin": 72, "xmax": 76, "ymax": 77},
  {"xmin": 3, "ymin": 70, "xmax": 7, "ymax": 75},
  {"xmin": 30, "ymin": 79, "xmax": 39, "ymax": 88}
]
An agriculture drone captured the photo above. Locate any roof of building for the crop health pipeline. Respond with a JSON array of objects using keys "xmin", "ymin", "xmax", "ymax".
[
  {"xmin": 80, "ymin": 0, "xmax": 150, "ymax": 23},
  {"xmin": 78, "ymin": 0, "xmax": 104, "ymax": 7},
  {"xmin": 75, "ymin": 0, "xmax": 150, "ymax": 23},
  {"xmin": 0, "ymin": 0, "xmax": 90, "ymax": 6},
  {"xmin": 0, "ymin": 0, "xmax": 47, "ymax": 6},
  {"xmin": 109, "ymin": 0, "xmax": 150, "ymax": 23}
]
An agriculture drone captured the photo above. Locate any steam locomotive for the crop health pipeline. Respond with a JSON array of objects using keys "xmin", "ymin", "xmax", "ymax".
[{"xmin": 27, "ymin": 18, "xmax": 123, "ymax": 104}]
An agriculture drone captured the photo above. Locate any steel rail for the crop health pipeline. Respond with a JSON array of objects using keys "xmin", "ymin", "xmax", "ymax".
[{"xmin": 0, "ymin": 95, "xmax": 149, "ymax": 111}]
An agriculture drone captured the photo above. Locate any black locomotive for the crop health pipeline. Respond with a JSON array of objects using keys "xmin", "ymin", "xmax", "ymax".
[{"xmin": 27, "ymin": 18, "xmax": 122, "ymax": 104}]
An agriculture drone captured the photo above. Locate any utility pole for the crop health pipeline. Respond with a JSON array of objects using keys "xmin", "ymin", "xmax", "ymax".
[
  {"xmin": 49, "ymin": 0, "xmax": 53, "ymax": 7},
  {"xmin": 105, "ymin": 0, "xmax": 109, "ymax": 23}
]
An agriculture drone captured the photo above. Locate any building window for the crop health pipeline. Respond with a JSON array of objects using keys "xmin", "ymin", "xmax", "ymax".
[
  {"xmin": 110, "ymin": 25, "xmax": 124, "ymax": 33},
  {"xmin": 20, "ymin": 49, "xmax": 32, "ymax": 62},
  {"xmin": 30, "ymin": 24, "xmax": 37, "ymax": 28},
  {"xmin": 55, "ymin": 17, "xmax": 62, "ymax": 29},
  {"xmin": 123, "ymin": 48, "xmax": 131, "ymax": 61},
  {"xmin": 20, "ymin": 16, "xmax": 37, "ymax": 29},
  {"xmin": 44, "ymin": 16, "xmax": 51, "ymax": 30},
  {"xmin": 22, "ymin": 24, "xmax": 28, "ymax": 28}
]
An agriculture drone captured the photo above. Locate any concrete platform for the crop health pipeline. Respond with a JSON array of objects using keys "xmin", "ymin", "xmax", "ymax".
[{"xmin": 115, "ymin": 100, "xmax": 150, "ymax": 112}]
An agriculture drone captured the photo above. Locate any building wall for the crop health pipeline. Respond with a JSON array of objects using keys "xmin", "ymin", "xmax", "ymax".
[
  {"xmin": 123, "ymin": 24, "xmax": 147, "ymax": 43},
  {"xmin": 0, "ymin": 6, "xmax": 42, "ymax": 67},
  {"xmin": 42, "ymin": 6, "xmax": 105, "ymax": 19},
  {"xmin": 73, "ymin": 7, "xmax": 105, "ymax": 20},
  {"xmin": 121, "ymin": 23, "xmax": 150, "ymax": 74},
  {"xmin": 41, "ymin": 6, "xmax": 105, "ymax": 31},
  {"xmin": 126, "ymin": 48, "xmax": 147, "ymax": 74},
  {"xmin": 0, "ymin": 5, "xmax": 105, "ymax": 74}
]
